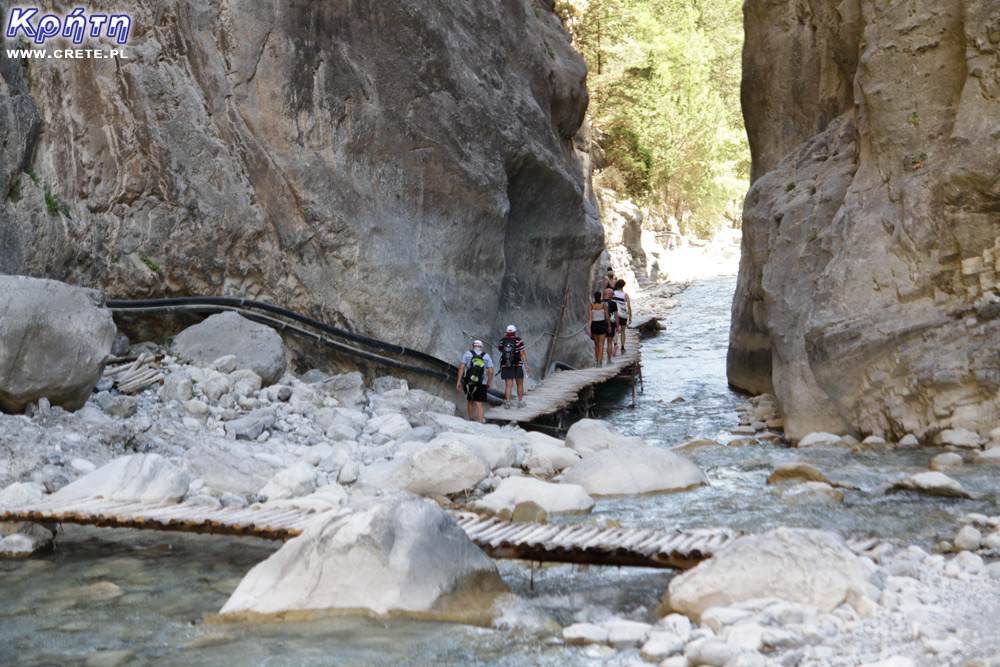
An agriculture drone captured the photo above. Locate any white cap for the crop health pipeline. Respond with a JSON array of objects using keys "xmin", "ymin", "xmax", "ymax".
[
  {"xmin": 472, "ymin": 339, "xmax": 483, "ymax": 347},
  {"xmin": 506, "ymin": 325, "xmax": 516, "ymax": 333}
]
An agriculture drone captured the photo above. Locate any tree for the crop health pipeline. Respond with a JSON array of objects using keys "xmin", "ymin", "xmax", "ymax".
[{"xmin": 567, "ymin": 0, "xmax": 749, "ymax": 237}]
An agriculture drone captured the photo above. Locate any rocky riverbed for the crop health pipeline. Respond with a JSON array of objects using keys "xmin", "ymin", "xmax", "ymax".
[{"xmin": 2, "ymin": 276, "xmax": 1000, "ymax": 665}]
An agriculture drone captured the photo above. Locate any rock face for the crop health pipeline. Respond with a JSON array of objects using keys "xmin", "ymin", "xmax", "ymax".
[
  {"xmin": 219, "ymin": 492, "xmax": 509, "ymax": 621},
  {"xmin": 0, "ymin": 276, "xmax": 116, "ymax": 413},
  {"xmin": 729, "ymin": 0, "xmax": 1000, "ymax": 442},
  {"xmin": 172, "ymin": 312, "xmax": 287, "ymax": 386},
  {"xmin": 0, "ymin": 0, "xmax": 603, "ymax": 372},
  {"xmin": 666, "ymin": 527, "xmax": 872, "ymax": 620}
]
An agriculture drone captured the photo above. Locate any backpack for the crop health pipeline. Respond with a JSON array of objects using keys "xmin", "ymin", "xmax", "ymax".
[
  {"xmin": 613, "ymin": 290, "xmax": 629, "ymax": 318},
  {"xmin": 499, "ymin": 337, "xmax": 519, "ymax": 367},
  {"xmin": 464, "ymin": 350, "xmax": 487, "ymax": 385}
]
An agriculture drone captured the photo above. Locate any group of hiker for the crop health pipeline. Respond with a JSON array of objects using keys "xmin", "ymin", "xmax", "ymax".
[
  {"xmin": 455, "ymin": 268, "xmax": 632, "ymax": 423},
  {"xmin": 455, "ymin": 325, "xmax": 529, "ymax": 422},
  {"xmin": 588, "ymin": 267, "xmax": 632, "ymax": 366}
]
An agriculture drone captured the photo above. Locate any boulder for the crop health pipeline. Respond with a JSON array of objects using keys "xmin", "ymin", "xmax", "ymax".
[
  {"xmin": 218, "ymin": 492, "xmax": 509, "ymax": 621},
  {"xmin": 184, "ymin": 439, "xmax": 285, "ymax": 496},
  {"xmin": 954, "ymin": 525, "xmax": 983, "ymax": 551},
  {"xmin": 766, "ymin": 462, "xmax": 831, "ymax": 485},
  {"xmin": 889, "ymin": 472, "xmax": 972, "ymax": 499},
  {"xmin": 259, "ymin": 463, "xmax": 319, "ymax": 501},
  {"xmin": 473, "ymin": 477, "xmax": 594, "ymax": 516},
  {"xmin": 778, "ymin": 481, "xmax": 843, "ymax": 505},
  {"xmin": 929, "ymin": 452, "xmax": 963, "ymax": 471},
  {"xmin": 796, "ymin": 432, "xmax": 841, "ymax": 447},
  {"xmin": 0, "ymin": 482, "xmax": 44, "ymax": 507},
  {"xmin": 416, "ymin": 432, "xmax": 518, "ymax": 471},
  {"xmin": 564, "ymin": 419, "xmax": 645, "ymax": 457},
  {"xmin": 225, "ymin": 409, "xmax": 276, "ymax": 441},
  {"xmin": 974, "ymin": 447, "xmax": 1000, "ymax": 464},
  {"xmin": 171, "ymin": 312, "xmax": 286, "ymax": 386},
  {"xmin": 935, "ymin": 428, "xmax": 982, "ymax": 449},
  {"xmin": 560, "ymin": 447, "xmax": 708, "ymax": 496},
  {"xmin": 562, "ymin": 622, "xmax": 609, "ymax": 645},
  {"xmin": 666, "ymin": 527, "xmax": 872, "ymax": 620},
  {"xmin": 525, "ymin": 432, "xmax": 581, "ymax": 471},
  {"xmin": 358, "ymin": 442, "xmax": 490, "ymax": 496},
  {"xmin": 0, "ymin": 276, "xmax": 116, "ymax": 413},
  {"xmin": 52, "ymin": 454, "xmax": 189, "ymax": 504},
  {"xmin": 0, "ymin": 523, "xmax": 54, "ymax": 557},
  {"xmin": 316, "ymin": 372, "xmax": 367, "ymax": 410}
]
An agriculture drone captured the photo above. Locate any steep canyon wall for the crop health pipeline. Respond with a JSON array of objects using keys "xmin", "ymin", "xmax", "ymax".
[
  {"xmin": 0, "ymin": 0, "xmax": 603, "ymax": 372},
  {"xmin": 729, "ymin": 0, "xmax": 1000, "ymax": 441}
]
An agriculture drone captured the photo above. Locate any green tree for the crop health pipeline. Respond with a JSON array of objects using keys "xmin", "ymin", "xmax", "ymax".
[{"xmin": 568, "ymin": 0, "xmax": 749, "ymax": 236}]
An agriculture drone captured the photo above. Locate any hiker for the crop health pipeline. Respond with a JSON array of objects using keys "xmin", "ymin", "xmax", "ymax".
[
  {"xmin": 498, "ymin": 325, "xmax": 529, "ymax": 408},
  {"xmin": 603, "ymin": 287, "xmax": 619, "ymax": 361},
  {"xmin": 602, "ymin": 267, "xmax": 616, "ymax": 292},
  {"xmin": 613, "ymin": 279, "xmax": 632, "ymax": 353},
  {"xmin": 587, "ymin": 291, "xmax": 610, "ymax": 366},
  {"xmin": 456, "ymin": 339, "xmax": 494, "ymax": 422}
]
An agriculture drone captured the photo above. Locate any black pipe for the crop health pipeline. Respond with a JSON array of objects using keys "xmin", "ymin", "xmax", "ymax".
[{"xmin": 108, "ymin": 297, "xmax": 509, "ymax": 400}]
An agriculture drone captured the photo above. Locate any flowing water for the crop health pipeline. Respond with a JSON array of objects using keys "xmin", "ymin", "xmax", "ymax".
[{"xmin": 2, "ymin": 276, "xmax": 997, "ymax": 666}]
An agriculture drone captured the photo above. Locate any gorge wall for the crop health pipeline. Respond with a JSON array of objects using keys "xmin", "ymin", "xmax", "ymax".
[
  {"xmin": 729, "ymin": 0, "xmax": 1000, "ymax": 441},
  {"xmin": 0, "ymin": 0, "xmax": 603, "ymax": 372}
]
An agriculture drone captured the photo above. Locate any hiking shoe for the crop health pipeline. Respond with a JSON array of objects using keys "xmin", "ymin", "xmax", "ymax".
[
  {"xmin": 518, "ymin": 400, "xmax": 526, "ymax": 408},
  {"xmin": 504, "ymin": 402, "xmax": 511, "ymax": 409},
  {"xmin": 621, "ymin": 346, "xmax": 626, "ymax": 353}
]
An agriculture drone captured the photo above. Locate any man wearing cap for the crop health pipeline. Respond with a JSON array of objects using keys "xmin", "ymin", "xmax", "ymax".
[
  {"xmin": 457, "ymin": 340, "xmax": 494, "ymax": 422},
  {"xmin": 498, "ymin": 325, "xmax": 529, "ymax": 408}
]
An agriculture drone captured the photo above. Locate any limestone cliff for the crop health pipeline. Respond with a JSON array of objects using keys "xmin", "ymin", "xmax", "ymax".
[
  {"xmin": 729, "ymin": 0, "xmax": 1000, "ymax": 441},
  {"xmin": 0, "ymin": 0, "xmax": 603, "ymax": 372}
]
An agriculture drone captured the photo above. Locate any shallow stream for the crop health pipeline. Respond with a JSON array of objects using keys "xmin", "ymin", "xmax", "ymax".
[{"xmin": 1, "ymin": 276, "xmax": 996, "ymax": 666}]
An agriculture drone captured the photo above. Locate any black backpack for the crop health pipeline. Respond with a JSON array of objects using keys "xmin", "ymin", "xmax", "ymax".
[
  {"xmin": 499, "ymin": 337, "xmax": 519, "ymax": 367},
  {"xmin": 464, "ymin": 350, "xmax": 487, "ymax": 385}
]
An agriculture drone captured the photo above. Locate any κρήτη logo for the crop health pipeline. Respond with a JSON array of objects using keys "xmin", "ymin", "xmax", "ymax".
[{"xmin": 5, "ymin": 7, "xmax": 131, "ymax": 45}]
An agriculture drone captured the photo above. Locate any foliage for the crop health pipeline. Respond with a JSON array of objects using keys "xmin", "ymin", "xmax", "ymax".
[
  {"xmin": 139, "ymin": 251, "xmax": 160, "ymax": 272},
  {"xmin": 24, "ymin": 168, "xmax": 39, "ymax": 185},
  {"xmin": 564, "ymin": 0, "xmax": 749, "ymax": 235},
  {"xmin": 45, "ymin": 190, "xmax": 71, "ymax": 217},
  {"xmin": 6, "ymin": 178, "xmax": 21, "ymax": 200}
]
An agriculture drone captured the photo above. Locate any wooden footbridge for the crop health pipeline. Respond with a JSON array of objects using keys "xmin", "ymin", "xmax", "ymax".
[
  {"xmin": 2, "ymin": 496, "xmax": 731, "ymax": 570},
  {"xmin": 485, "ymin": 327, "xmax": 645, "ymax": 424},
  {"xmin": 1, "ymin": 496, "xmax": 883, "ymax": 569}
]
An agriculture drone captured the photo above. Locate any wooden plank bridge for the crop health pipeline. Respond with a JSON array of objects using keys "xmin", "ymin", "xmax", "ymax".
[
  {"xmin": 2, "ymin": 496, "xmax": 732, "ymax": 570},
  {"xmin": 1, "ymin": 497, "xmax": 883, "ymax": 569},
  {"xmin": 485, "ymin": 327, "xmax": 644, "ymax": 424}
]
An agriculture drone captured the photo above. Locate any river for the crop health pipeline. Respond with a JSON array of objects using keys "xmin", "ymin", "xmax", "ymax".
[{"xmin": 1, "ymin": 275, "xmax": 995, "ymax": 665}]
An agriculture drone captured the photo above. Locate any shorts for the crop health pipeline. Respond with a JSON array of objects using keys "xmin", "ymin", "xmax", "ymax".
[
  {"xmin": 500, "ymin": 366, "xmax": 524, "ymax": 380},
  {"xmin": 618, "ymin": 316, "xmax": 628, "ymax": 327},
  {"xmin": 590, "ymin": 320, "xmax": 608, "ymax": 336},
  {"xmin": 464, "ymin": 383, "xmax": 488, "ymax": 402},
  {"xmin": 608, "ymin": 320, "xmax": 618, "ymax": 337}
]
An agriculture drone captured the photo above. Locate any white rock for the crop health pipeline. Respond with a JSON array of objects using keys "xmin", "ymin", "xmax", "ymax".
[
  {"xmin": 954, "ymin": 525, "xmax": 983, "ymax": 551},
  {"xmin": 172, "ymin": 312, "xmax": 286, "ymax": 385},
  {"xmin": 183, "ymin": 398, "xmax": 210, "ymax": 417},
  {"xmin": 358, "ymin": 443, "xmax": 490, "ymax": 496},
  {"xmin": 929, "ymin": 452, "xmax": 963, "ymax": 470},
  {"xmin": 69, "ymin": 458, "xmax": 96, "ymax": 474},
  {"xmin": 935, "ymin": 427, "xmax": 982, "ymax": 448},
  {"xmin": 525, "ymin": 432, "xmax": 581, "ymax": 471},
  {"xmin": 564, "ymin": 418, "xmax": 644, "ymax": 457},
  {"xmin": 562, "ymin": 622, "xmax": 609, "ymax": 645},
  {"xmin": 953, "ymin": 550, "xmax": 984, "ymax": 573},
  {"xmin": 160, "ymin": 373, "xmax": 193, "ymax": 404},
  {"xmin": 683, "ymin": 637, "xmax": 746, "ymax": 666},
  {"xmin": 0, "ymin": 482, "xmax": 44, "ymax": 506},
  {"xmin": 369, "ymin": 413, "xmax": 412, "ymax": 440},
  {"xmin": 861, "ymin": 435, "xmax": 887, "ymax": 445},
  {"xmin": 560, "ymin": 446, "xmax": 707, "ymax": 495},
  {"xmin": 52, "ymin": 454, "xmax": 189, "ymax": 504},
  {"xmin": 419, "ymin": 432, "xmax": 519, "ymax": 470},
  {"xmin": 229, "ymin": 369, "xmax": 263, "ymax": 397},
  {"xmin": 198, "ymin": 374, "xmax": 232, "ymax": 402},
  {"xmin": 259, "ymin": 463, "xmax": 319, "ymax": 501},
  {"xmin": 983, "ymin": 532, "xmax": 1000, "ymax": 550},
  {"xmin": 657, "ymin": 613, "xmax": 692, "ymax": 640},
  {"xmin": 219, "ymin": 492, "xmax": 507, "ymax": 618},
  {"xmin": 211, "ymin": 354, "xmax": 238, "ymax": 373},
  {"xmin": 892, "ymin": 471, "xmax": 971, "ymax": 498},
  {"xmin": 667, "ymin": 527, "xmax": 871, "ymax": 619},
  {"xmin": 974, "ymin": 447, "xmax": 1000, "ymax": 464},
  {"xmin": 473, "ymin": 477, "xmax": 594, "ymax": 515},
  {"xmin": 796, "ymin": 432, "xmax": 841, "ymax": 447},
  {"xmin": 859, "ymin": 658, "xmax": 914, "ymax": 667},
  {"xmin": 659, "ymin": 657, "xmax": 690, "ymax": 667},
  {"xmin": 0, "ymin": 529, "xmax": 53, "ymax": 557},
  {"xmin": 779, "ymin": 481, "xmax": 843, "ymax": 504},
  {"xmin": 640, "ymin": 631, "xmax": 684, "ymax": 660},
  {"xmin": 897, "ymin": 434, "xmax": 920, "ymax": 447},
  {"xmin": 701, "ymin": 607, "xmax": 754, "ymax": 632},
  {"xmin": 603, "ymin": 619, "xmax": 652, "ymax": 648}
]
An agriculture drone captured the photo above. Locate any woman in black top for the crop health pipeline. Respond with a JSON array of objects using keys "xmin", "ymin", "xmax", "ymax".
[{"xmin": 587, "ymin": 291, "xmax": 610, "ymax": 366}]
